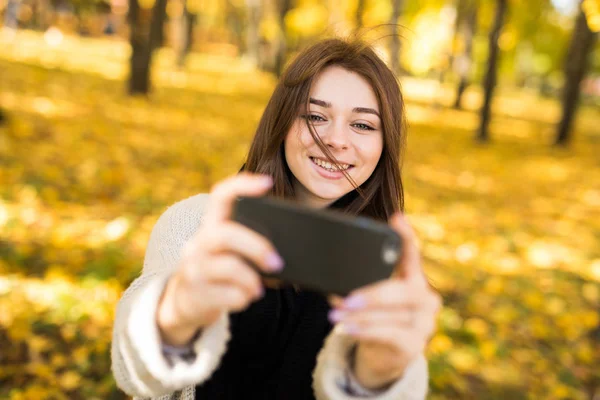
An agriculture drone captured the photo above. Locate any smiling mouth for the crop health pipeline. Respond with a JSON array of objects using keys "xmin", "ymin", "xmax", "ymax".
[{"xmin": 309, "ymin": 157, "xmax": 354, "ymax": 173}]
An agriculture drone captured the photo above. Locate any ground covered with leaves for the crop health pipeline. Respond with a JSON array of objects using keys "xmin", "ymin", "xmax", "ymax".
[{"xmin": 0, "ymin": 31, "xmax": 599, "ymax": 399}]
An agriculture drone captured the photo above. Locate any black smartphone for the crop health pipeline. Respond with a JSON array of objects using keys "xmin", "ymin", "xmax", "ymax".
[{"xmin": 232, "ymin": 196, "xmax": 402, "ymax": 296}]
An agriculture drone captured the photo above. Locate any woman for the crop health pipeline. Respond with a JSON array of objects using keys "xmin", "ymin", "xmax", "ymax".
[{"xmin": 111, "ymin": 38, "xmax": 441, "ymax": 400}]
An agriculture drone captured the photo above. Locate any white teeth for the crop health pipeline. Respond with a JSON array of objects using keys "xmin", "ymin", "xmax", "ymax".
[{"xmin": 311, "ymin": 157, "xmax": 350, "ymax": 172}]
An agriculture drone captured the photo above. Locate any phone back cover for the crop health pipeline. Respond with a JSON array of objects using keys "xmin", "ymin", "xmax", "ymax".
[{"xmin": 232, "ymin": 196, "xmax": 401, "ymax": 295}]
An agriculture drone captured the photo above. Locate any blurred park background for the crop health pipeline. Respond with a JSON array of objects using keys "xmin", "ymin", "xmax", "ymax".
[{"xmin": 1, "ymin": 0, "xmax": 599, "ymax": 398}]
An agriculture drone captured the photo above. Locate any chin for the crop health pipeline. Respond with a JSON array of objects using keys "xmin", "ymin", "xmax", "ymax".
[{"xmin": 308, "ymin": 183, "xmax": 353, "ymax": 203}]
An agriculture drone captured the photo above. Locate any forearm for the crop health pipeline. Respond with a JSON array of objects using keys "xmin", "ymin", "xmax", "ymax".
[{"xmin": 312, "ymin": 328, "xmax": 429, "ymax": 400}]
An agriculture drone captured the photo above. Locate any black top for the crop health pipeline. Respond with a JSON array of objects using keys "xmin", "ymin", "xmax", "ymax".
[{"xmin": 194, "ymin": 285, "xmax": 334, "ymax": 399}]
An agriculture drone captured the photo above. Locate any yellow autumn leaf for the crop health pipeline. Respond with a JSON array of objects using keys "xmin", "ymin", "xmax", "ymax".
[
  {"xmin": 51, "ymin": 354, "xmax": 68, "ymax": 368},
  {"xmin": 545, "ymin": 297, "xmax": 566, "ymax": 316},
  {"xmin": 582, "ymin": 282, "xmax": 599, "ymax": 304},
  {"xmin": 464, "ymin": 318, "xmax": 489, "ymax": 338},
  {"xmin": 479, "ymin": 341, "xmax": 497, "ymax": 361},
  {"xmin": 59, "ymin": 371, "xmax": 81, "ymax": 390},
  {"xmin": 581, "ymin": 310, "xmax": 599, "ymax": 329},
  {"xmin": 429, "ymin": 334, "xmax": 453, "ymax": 354},
  {"xmin": 29, "ymin": 336, "xmax": 51, "ymax": 354},
  {"xmin": 447, "ymin": 348, "xmax": 478, "ymax": 373},
  {"xmin": 589, "ymin": 259, "xmax": 600, "ymax": 281}
]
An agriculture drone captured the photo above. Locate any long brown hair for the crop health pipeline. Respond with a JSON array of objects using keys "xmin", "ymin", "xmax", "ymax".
[{"xmin": 242, "ymin": 38, "xmax": 407, "ymax": 221}]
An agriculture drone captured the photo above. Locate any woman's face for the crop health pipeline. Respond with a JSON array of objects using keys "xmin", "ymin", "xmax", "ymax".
[{"xmin": 284, "ymin": 65, "xmax": 384, "ymax": 208}]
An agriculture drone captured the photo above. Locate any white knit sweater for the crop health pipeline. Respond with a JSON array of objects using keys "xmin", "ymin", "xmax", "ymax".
[{"xmin": 110, "ymin": 193, "xmax": 429, "ymax": 400}]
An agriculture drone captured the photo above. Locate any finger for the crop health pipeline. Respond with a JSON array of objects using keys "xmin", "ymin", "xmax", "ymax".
[
  {"xmin": 333, "ymin": 297, "xmax": 440, "ymax": 341},
  {"xmin": 413, "ymin": 304, "xmax": 439, "ymax": 341},
  {"xmin": 389, "ymin": 213, "xmax": 424, "ymax": 282},
  {"xmin": 204, "ymin": 255, "xmax": 263, "ymax": 299},
  {"xmin": 327, "ymin": 294, "xmax": 344, "ymax": 308},
  {"xmin": 428, "ymin": 291, "xmax": 443, "ymax": 315},
  {"xmin": 328, "ymin": 308, "xmax": 414, "ymax": 328},
  {"xmin": 205, "ymin": 173, "xmax": 273, "ymax": 225},
  {"xmin": 339, "ymin": 280, "xmax": 418, "ymax": 311},
  {"xmin": 203, "ymin": 283, "xmax": 258, "ymax": 313},
  {"xmin": 203, "ymin": 222, "xmax": 284, "ymax": 273},
  {"xmin": 337, "ymin": 323, "xmax": 426, "ymax": 355}
]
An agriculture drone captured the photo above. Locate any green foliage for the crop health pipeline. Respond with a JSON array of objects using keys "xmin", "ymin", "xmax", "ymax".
[{"xmin": 0, "ymin": 32, "xmax": 599, "ymax": 399}]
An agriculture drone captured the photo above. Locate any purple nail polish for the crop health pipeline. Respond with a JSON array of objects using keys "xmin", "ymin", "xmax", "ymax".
[
  {"xmin": 261, "ymin": 176, "xmax": 273, "ymax": 187},
  {"xmin": 328, "ymin": 309, "xmax": 345, "ymax": 323},
  {"xmin": 266, "ymin": 252, "xmax": 284, "ymax": 271},
  {"xmin": 343, "ymin": 295, "xmax": 366, "ymax": 310}
]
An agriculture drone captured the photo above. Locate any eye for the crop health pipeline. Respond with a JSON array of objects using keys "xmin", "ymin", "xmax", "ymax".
[
  {"xmin": 352, "ymin": 123, "xmax": 375, "ymax": 131},
  {"xmin": 301, "ymin": 114, "xmax": 326, "ymax": 122}
]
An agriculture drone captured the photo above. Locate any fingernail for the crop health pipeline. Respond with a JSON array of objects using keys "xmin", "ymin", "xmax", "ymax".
[
  {"xmin": 261, "ymin": 176, "xmax": 273, "ymax": 187},
  {"xmin": 266, "ymin": 252, "xmax": 284, "ymax": 271},
  {"xmin": 339, "ymin": 322, "xmax": 360, "ymax": 335},
  {"xmin": 328, "ymin": 309, "xmax": 345, "ymax": 323},
  {"xmin": 343, "ymin": 295, "xmax": 366, "ymax": 310}
]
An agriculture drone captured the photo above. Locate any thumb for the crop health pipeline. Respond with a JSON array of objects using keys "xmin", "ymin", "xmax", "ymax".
[{"xmin": 389, "ymin": 213, "xmax": 424, "ymax": 283}]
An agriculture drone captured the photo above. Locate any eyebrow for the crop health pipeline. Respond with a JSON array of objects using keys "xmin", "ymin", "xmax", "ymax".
[{"xmin": 309, "ymin": 97, "xmax": 380, "ymax": 118}]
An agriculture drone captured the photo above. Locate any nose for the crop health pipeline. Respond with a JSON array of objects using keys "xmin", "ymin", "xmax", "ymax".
[{"xmin": 321, "ymin": 120, "xmax": 349, "ymax": 150}]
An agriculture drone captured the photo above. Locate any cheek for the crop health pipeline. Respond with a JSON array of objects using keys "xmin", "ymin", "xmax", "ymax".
[
  {"xmin": 285, "ymin": 122, "xmax": 313, "ymax": 155},
  {"xmin": 359, "ymin": 135, "xmax": 384, "ymax": 169},
  {"xmin": 297, "ymin": 124, "xmax": 316, "ymax": 149},
  {"xmin": 374, "ymin": 139, "xmax": 384, "ymax": 164}
]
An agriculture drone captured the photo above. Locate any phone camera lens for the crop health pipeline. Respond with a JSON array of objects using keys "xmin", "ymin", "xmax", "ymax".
[{"xmin": 381, "ymin": 241, "xmax": 399, "ymax": 264}]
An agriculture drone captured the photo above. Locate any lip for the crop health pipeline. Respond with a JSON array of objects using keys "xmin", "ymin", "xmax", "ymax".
[{"xmin": 309, "ymin": 156, "xmax": 353, "ymax": 180}]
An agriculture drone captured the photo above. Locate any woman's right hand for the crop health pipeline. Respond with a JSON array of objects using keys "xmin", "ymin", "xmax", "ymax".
[{"xmin": 156, "ymin": 173, "xmax": 283, "ymax": 346}]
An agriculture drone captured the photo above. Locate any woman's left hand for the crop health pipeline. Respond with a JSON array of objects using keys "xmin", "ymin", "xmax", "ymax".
[{"xmin": 328, "ymin": 213, "xmax": 442, "ymax": 390}]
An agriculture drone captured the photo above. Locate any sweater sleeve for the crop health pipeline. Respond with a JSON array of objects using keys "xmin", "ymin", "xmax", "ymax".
[
  {"xmin": 110, "ymin": 193, "xmax": 231, "ymax": 398},
  {"xmin": 312, "ymin": 326, "xmax": 429, "ymax": 400}
]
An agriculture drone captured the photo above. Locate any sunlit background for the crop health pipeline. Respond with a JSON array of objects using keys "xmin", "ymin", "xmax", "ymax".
[{"xmin": 0, "ymin": 0, "xmax": 599, "ymax": 398}]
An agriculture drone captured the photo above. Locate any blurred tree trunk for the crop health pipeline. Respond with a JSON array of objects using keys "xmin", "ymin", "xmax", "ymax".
[
  {"xmin": 33, "ymin": 0, "xmax": 51, "ymax": 31},
  {"xmin": 355, "ymin": 0, "xmax": 366, "ymax": 31},
  {"xmin": 454, "ymin": 3, "xmax": 477, "ymax": 109},
  {"xmin": 31, "ymin": 0, "xmax": 43, "ymax": 30},
  {"xmin": 4, "ymin": 0, "xmax": 19, "ymax": 29},
  {"xmin": 128, "ymin": 0, "xmax": 168, "ymax": 95},
  {"xmin": 227, "ymin": 0, "xmax": 245, "ymax": 53},
  {"xmin": 389, "ymin": 0, "xmax": 404, "ymax": 76},
  {"xmin": 154, "ymin": 3, "xmax": 167, "ymax": 48},
  {"xmin": 128, "ymin": 0, "xmax": 149, "ymax": 94},
  {"xmin": 477, "ymin": 0, "xmax": 506, "ymax": 143},
  {"xmin": 555, "ymin": 1, "xmax": 597, "ymax": 146},
  {"xmin": 245, "ymin": 0, "xmax": 262, "ymax": 67},
  {"xmin": 444, "ymin": 0, "xmax": 463, "ymax": 83},
  {"xmin": 538, "ymin": 74, "xmax": 553, "ymax": 97},
  {"xmin": 274, "ymin": 0, "xmax": 292, "ymax": 77},
  {"xmin": 585, "ymin": 321, "xmax": 600, "ymax": 400},
  {"xmin": 149, "ymin": 0, "xmax": 168, "ymax": 50},
  {"xmin": 176, "ymin": 1, "xmax": 197, "ymax": 67}
]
